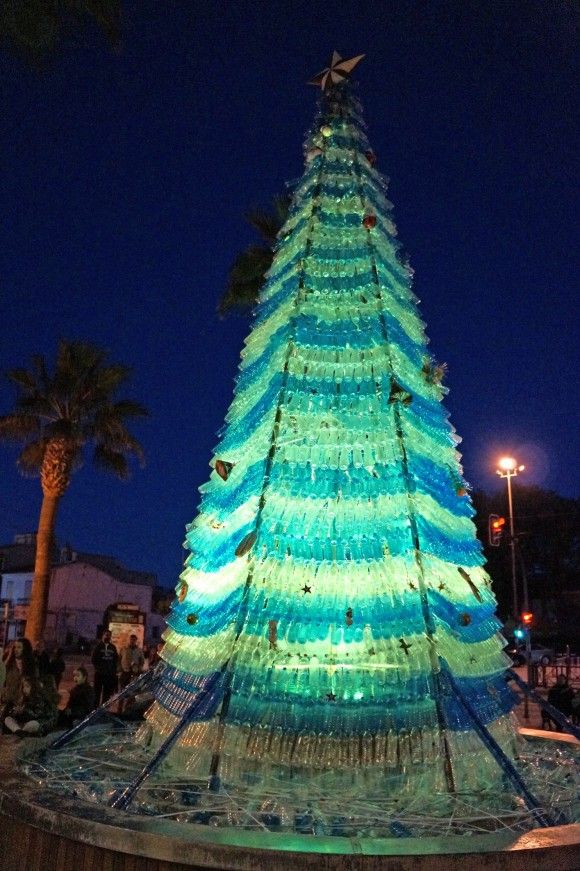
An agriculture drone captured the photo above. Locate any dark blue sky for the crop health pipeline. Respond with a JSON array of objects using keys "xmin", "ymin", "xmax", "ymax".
[{"xmin": 1, "ymin": 1, "xmax": 578, "ymax": 589}]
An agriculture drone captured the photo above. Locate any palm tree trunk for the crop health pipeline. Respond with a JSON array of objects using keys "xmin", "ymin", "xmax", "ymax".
[{"xmin": 25, "ymin": 492, "xmax": 60, "ymax": 645}]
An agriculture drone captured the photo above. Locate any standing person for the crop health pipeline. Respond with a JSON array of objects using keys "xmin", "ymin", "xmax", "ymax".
[
  {"xmin": 33, "ymin": 641, "xmax": 51, "ymax": 677},
  {"xmin": 0, "ymin": 647, "xmax": 6, "ymax": 692},
  {"xmin": 57, "ymin": 666, "xmax": 94, "ymax": 728},
  {"xmin": 147, "ymin": 642, "xmax": 163, "ymax": 669},
  {"xmin": 47, "ymin": 648, "xmax": 67, "ymax": 689},
  {"xmin": 91, "ymin": 629, "xmax": 118, "ymax": 706},
  {"xmin": 1, "ymin": 639, "xmax": 37, "ymax": 723},
  {"xmin": 119, "ymin": 634, "xmax": 145, "ymax": 689}
]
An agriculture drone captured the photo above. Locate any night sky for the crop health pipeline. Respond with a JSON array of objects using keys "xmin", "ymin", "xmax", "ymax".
[{"xmin": 1, "ymin": 1, "xmax": 578, "ymax": 590}]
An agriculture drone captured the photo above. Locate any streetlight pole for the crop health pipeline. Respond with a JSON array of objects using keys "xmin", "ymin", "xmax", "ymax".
[
  {"xmin": 496, "ymin": 457, "xmax": 525, "ymax": 621},
  {"xmin": 496, "ymin": 457, "xmax": 533, "ymax": 702}
]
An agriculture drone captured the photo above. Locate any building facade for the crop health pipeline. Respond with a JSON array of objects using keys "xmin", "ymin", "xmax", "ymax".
[{"xmin": 0, "ymin": 534, "xmax": 165, "ymax": 647}]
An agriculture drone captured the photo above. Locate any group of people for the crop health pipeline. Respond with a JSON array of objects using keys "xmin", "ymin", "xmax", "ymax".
[
  {"xmin": 92, "ymin": 630, "xmax": 162, "ymax": 705},
  {"xmin": 0, "ymin": 638, "xmax": 94, "ymax": 736},
  {"xmin": 0, "ymin": 630, "xmax": 162, "ymax": 738}
]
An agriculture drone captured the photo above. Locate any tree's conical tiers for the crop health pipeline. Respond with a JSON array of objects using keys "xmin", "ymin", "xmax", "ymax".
[{"xmin": 143, "ymin": 82, "xmax": 517, "ymax": 793}]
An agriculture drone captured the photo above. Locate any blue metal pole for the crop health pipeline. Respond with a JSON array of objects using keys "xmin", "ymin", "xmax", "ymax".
[
  {"xmin": 48, "ymin": 667, "xmax": 160, "ymax": 750},
  {"xmin": 508, "ymin": 668, "xmax": 580, "ymax": 741},
  {"xmin": 443, "ymin": 663, "xmax": 554, "ymax": 827},
  {"xmin": 109, "ymin": 672, "xmax": 224, "ymax": 811}
]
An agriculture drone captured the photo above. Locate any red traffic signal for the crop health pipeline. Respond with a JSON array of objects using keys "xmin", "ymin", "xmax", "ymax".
[
  {"xmin": 488, "ymin": 514, "xmax": 506, "ymax": 546},
  {"xmin": 521, "ymin": 612, "xmax": 533, "ymax": 628}
]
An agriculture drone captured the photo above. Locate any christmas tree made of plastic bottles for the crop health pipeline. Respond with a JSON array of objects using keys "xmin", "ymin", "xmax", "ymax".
[{"xmin": 142, "ymin": 57, "xmax": 518, "ymax": 802}]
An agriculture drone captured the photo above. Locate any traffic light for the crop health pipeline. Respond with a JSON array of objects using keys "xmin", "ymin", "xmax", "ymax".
[
  {"xmin": 488, "ymin": 514, "xmax": 506, "ymax": 546},
  {"xmin": 521, "ymin": 612, "xmax": 533, "ymax": 629}
]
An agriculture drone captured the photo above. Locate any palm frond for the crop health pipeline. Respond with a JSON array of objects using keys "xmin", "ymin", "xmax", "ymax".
[
  {"xmin": 219, "ymin": 193, "xmax": 291, "ymax": 316},
  {"xmin": 245, "ymin": 194, "xmax": 290, "ymax": 243},
  {"xmin": 93, "ymin": 444, "xmax": 131, "ymax": 480},
  {"xmin": 17, "ymin": 439, "xmax": 47, "ymax": 475},
  {"xmin": 0, "ymin": 412, "xmax": 41, "ymax": 441},
  {"xmin": 2, "ymin": 339, "xmax": 148, "ymax": 482},
  {"xmin": 6, "ymin": 368, "xmax": 39, "ymax": 393},
  {"xmin": 110, "ymin": 399, "xmax": 149, "ymax": 420},
  {"xmin": 218, "ymin": 245, "xmax": 273, "ymax": 316}
]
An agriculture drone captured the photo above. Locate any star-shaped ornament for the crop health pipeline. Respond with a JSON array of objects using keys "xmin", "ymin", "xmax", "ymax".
[
  {"xmin": 301, "ymin": 584, "xmax": 312, "ymax": 594},
  {"xmin": 326, "ymin": 691, "xmax": 337, "ymax": 702},
  {"xmin": 309, "ymin": 51, "xmax": 365, "ymax": 91}
]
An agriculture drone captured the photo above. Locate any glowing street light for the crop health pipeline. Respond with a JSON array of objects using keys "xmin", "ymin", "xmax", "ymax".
[{"xmin": 496, "ymin": 456, "xmax": 525, "ymax": 617}]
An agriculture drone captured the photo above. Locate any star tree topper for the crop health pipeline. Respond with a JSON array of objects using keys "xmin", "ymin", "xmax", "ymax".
[{"xmin": 309, "ymin": 51, "xmax": 365, "ymax": 91}]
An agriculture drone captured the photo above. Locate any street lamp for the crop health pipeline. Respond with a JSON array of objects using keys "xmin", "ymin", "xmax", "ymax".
[{"xmin": 495, "ymin": 457, "xmax": 525, "ymax": 618}]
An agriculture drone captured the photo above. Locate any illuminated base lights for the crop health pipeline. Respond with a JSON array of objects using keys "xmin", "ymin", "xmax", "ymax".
[{"xmin": 273, "ymin": 661, "xmax": 400, "ymax": 671}]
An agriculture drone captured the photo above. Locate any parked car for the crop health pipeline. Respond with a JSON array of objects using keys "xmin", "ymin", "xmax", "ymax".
[{"xmin": 506, "ymin": 644, "xmax": 555, "ymax": 666}]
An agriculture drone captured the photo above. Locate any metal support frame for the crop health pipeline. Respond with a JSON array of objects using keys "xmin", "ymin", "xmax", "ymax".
[
  {"xmin": 508, "ymin": 668, "xmax": 580, "ymax": 741},
  {"xmin": 443, "ymin": 663, "xmax": 554, "ymax": 827},
  {"xmin": 49, "ymin": 667, "xmax": 160, "ymax": 750},
  {"xmin": 109, "ymin": 672, "xmax": 224, "ymax": 810}
]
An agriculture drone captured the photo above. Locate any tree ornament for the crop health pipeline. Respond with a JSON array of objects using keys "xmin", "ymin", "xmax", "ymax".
[
  {"xmin": 326, "ymin": 691, "xmax": 337, "ymax": 702},
  {"xmin": 186, "ymin": 613, "xmax": 199, "ymax": 626},
  {"xmin": 305, "ymin": 146, "xmax": 323, "ymax": 163},
  {"xmin": 177, "ymin": 581, "xmax": 188, "ymax": 603},
  {"xmin": 459, "ymin": 613, "xmax": 472, "ymax": 626},
  {"xmin": 364, "ymin": 149, "xmax": 377, "ymax": 166},
  {"xmin": 235, "ymin": 530, "xmax": 257, "ymax": 558},
  {"xmin": 388, "ymin": 380, "xmax": 413, "ymax": 406},
  {"xmin": 362, "ymin": 213, "xmax": 377, "ymax": 229},
  {"xmin": 422, "ymin": 359, "xmax": 448, "ymax": 385},
  {"xmin": 268, "ymin": 619, "xmax": 278, "ymax": 650},
  {"xmin": 399, "ymin": 638, "xmax": 412, "ymax": 656},
  {"xmin": 457, "ymin": 567, "xmax": 483, "ymax": 602},
  {"xmin": 308, "ymin": 50, "xmax": 365, "ymax": 91},
  {"xmin": 301, "ymin": 584, "xmax": 312, "ymax": 594},
  {"xmin": 345, "ymin": 607, "xmax": 353, "ymax": 626},
  {"xmin": 215, "ymin": 460, "xmax": 234, "ymax": 481},
  {"xmin": 447, "ymin": 464, "xmax": 468, "ymax": 497},
  {"xmin": 320, "ymin": 125, "xmax": 333, "ymax": 138}
]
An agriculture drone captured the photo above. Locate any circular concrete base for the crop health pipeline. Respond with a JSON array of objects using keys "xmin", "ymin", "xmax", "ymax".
[{"xmin": 1, "ymin": 737, "xmax": 579, "ymax": 871}]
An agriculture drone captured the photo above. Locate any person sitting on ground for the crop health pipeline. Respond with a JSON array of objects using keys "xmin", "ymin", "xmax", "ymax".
[
  {"xmin": 3, "ymin": 675, "xmax": 57, "ymax": 736},
  {"xmin": 47, "ymin": 648, "xmax": 66, "ymax": 689},
  {"xmin": 57, "ymin": 666, "xmax": 95, "ymax": 729},
  {"xmin": 545, "ymin": 673, "xmax": 576, "ymax": 729},
  {"xmin": 0, "ymin": 638, "xmax": 37, "ymax": 725}
]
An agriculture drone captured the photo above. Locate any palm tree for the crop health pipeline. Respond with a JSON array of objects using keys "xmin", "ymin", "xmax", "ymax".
[
  {"xmin": 217, "ymin": 194, "xmax": 290, "ymax": 317},
  {"xmin": 0, "ymin": 340, "xmax": 147, "ymax": 644},
  {"xmin": 0, "ymin": 0, "xmax": 122, "ymax": 66}
]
